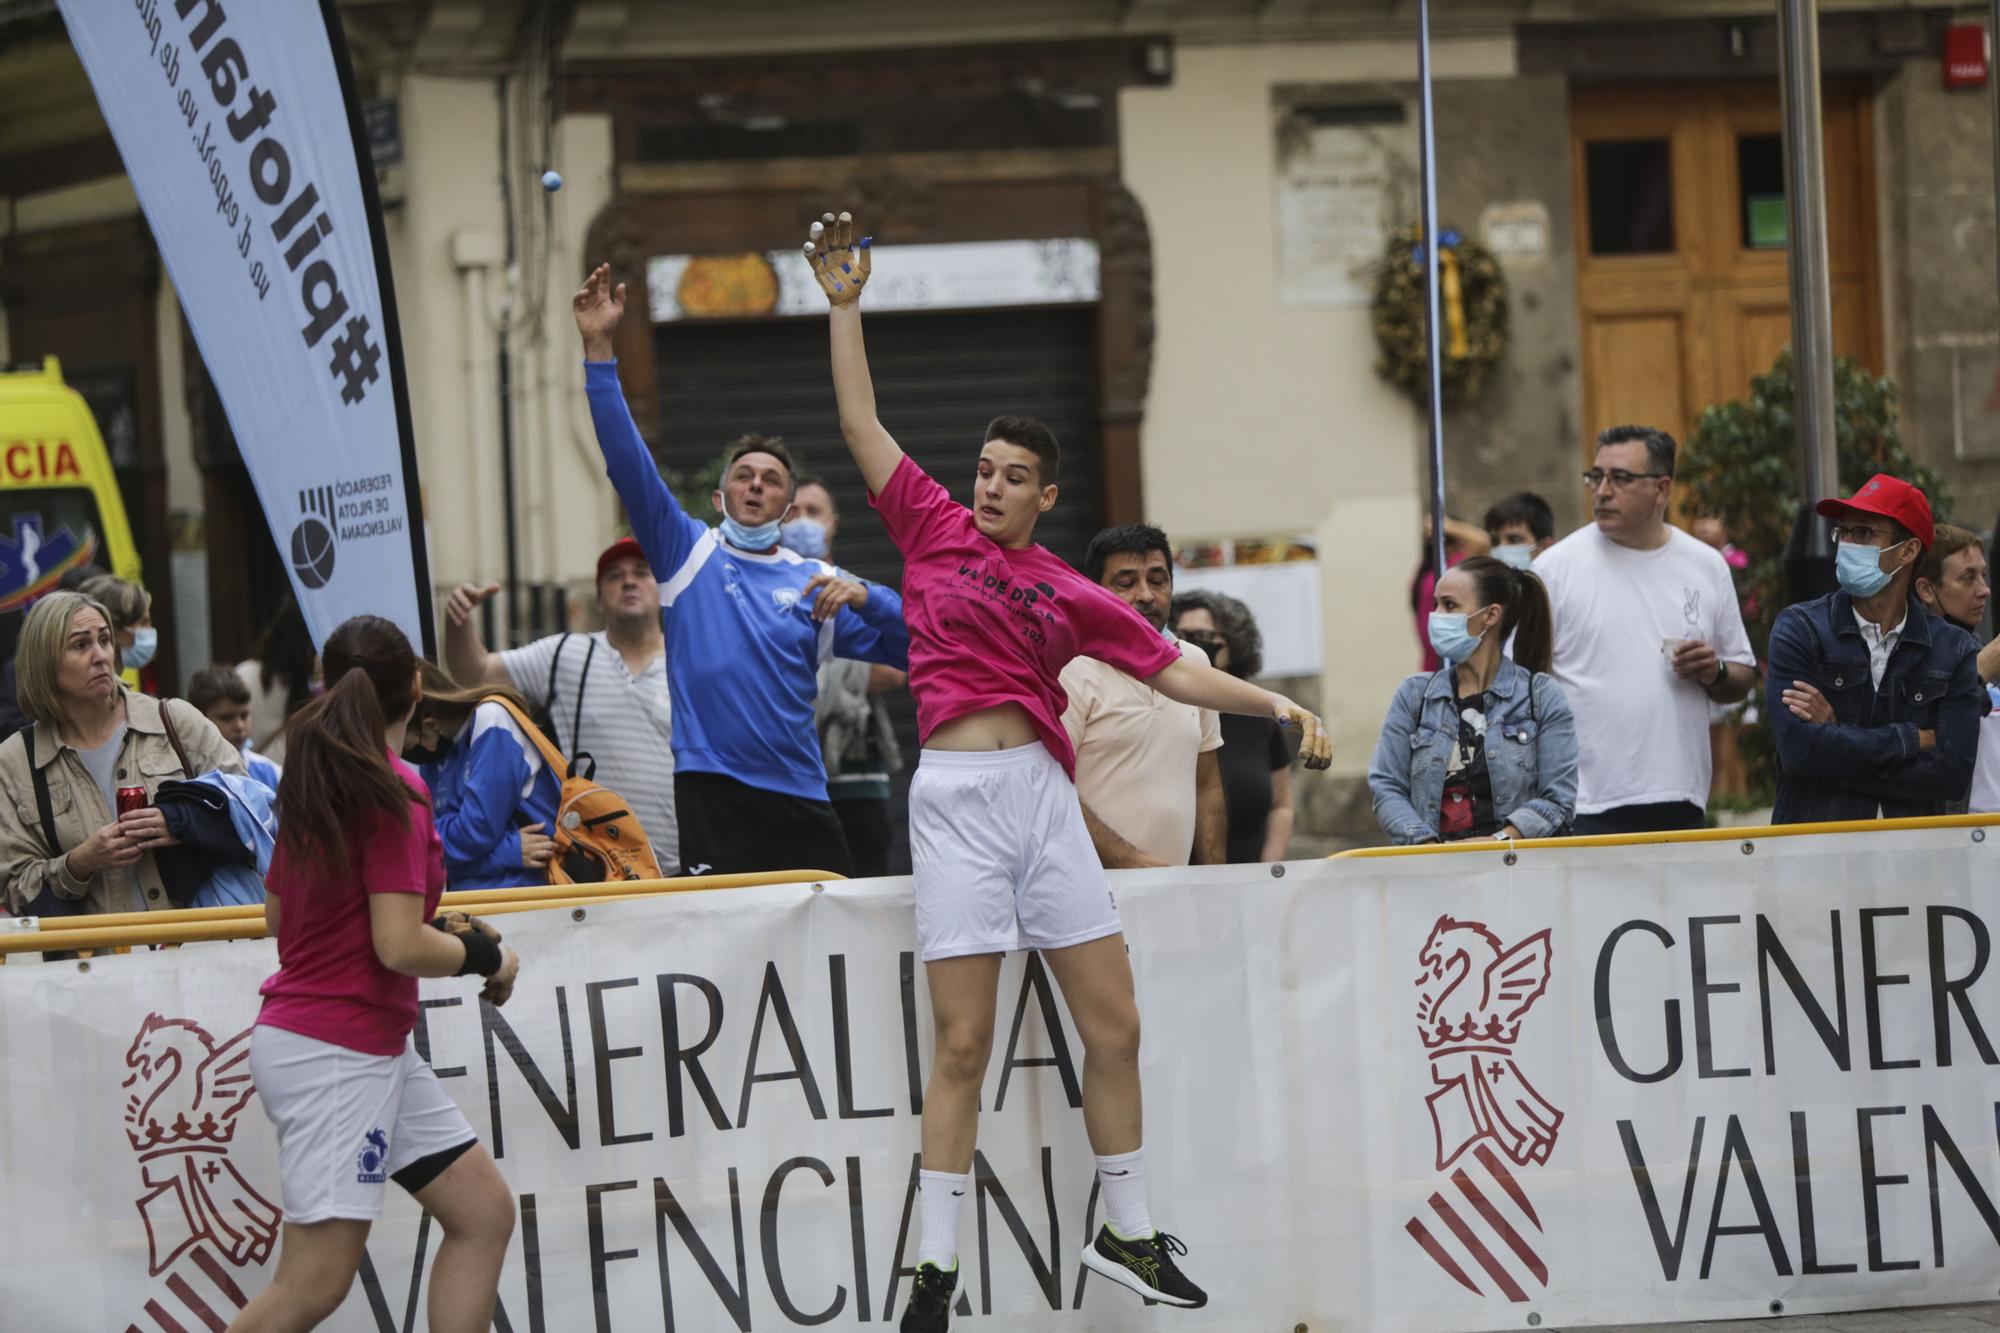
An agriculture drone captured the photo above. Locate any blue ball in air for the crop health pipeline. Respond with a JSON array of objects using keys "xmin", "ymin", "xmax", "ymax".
[{"xmin": 540, "ymin": 170, "xmax": 563, "ymax": 192}]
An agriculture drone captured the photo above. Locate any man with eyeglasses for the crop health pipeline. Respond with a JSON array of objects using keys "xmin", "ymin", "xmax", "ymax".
[
  {"xmin": 1765, "ymin": 475, "xmax": 1984, "ymax": 824},
  {"xmin": 1533, "ymin": 425, "xmax": 1756, "ymax": 834}
]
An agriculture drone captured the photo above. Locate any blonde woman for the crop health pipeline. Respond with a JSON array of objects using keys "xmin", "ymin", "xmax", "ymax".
[{"xmin": 0, "ymin": 590, "xmax": 240, "ymax": 917}]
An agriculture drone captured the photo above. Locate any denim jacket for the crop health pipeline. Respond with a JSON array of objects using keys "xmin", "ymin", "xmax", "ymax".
[
  {"xmin": 1368, "ymin": 659, "xmax": 1579, "ymax": 844},
  {"xmin": 1767, "ymin": 590, "xmax": 1985, "ymax": 824}
]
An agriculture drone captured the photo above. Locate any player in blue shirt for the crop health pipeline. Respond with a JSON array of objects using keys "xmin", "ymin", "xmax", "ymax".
[{"xmin": 573, "ymin": 264, "xmax": 909, "ymax": 876}]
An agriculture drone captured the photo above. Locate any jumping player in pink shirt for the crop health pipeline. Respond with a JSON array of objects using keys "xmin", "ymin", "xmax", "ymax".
[{"xmin": 803, "ymin": 212, "xmax": 1332, "ymax": 1329}]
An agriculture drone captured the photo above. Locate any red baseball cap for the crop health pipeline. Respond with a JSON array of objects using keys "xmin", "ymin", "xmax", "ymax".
[
  {"xmin": 596, "ymin": 537, "xmax": 648, "ymax": 582},
  {"xmin": 1815, "ymin": 474, "xmax": 1935, "ymax": 550}
]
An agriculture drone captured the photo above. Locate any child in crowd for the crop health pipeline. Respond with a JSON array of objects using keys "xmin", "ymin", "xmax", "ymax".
[{"xmin": 188, "ymin": 663, "xmax": 283, "ymax": 792}]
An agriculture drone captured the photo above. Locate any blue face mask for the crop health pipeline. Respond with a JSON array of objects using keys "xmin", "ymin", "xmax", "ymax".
[
  {"xmin": 1492, "ymin": 543, "xmax": 1535, "ymax": 571},
  {"xmin": 1427, "ymin": 610, "xmax": 1490, "ymax": 665},
  {"xmin": 779, "ymin": 517, "xmax": 829, "ymax": 560},
  {"xmin": 719, "ymin": 513, "xmax": 783, "ymax": 551},
  {"xmin": 1835, "ymin": 539, "xmax": 1896, "ymax": 599},
  {"xmin": 125, "ymin": 626, "xmax": 158, "ymax": 670}
]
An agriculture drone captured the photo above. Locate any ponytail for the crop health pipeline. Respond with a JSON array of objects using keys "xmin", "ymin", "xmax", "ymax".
[
  {"xmin": 276, "ymin": 615, "xmax": 421, "ymax": 877},
  {"xmin": 1457, "ymin": 555, "xmax": 1554, "ymax": 677},
  {"xmin": 1506, "ymin": 569, "xmax": 1554, "ymax": 676}
]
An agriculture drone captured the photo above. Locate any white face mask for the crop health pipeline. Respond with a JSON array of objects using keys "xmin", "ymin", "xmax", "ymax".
[
  {"xmin": 124, "ymin": 627, "xmax": 159, "ymax": 669},
  {"xmin": 1492, "ymin": 543, "xmax": 1535, "ymax": 571},
  {"xmin": 780, "ymin": 517, "xmax": 830, "ymax": 560}
]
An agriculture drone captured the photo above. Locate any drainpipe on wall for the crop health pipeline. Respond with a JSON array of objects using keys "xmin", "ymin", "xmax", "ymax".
[
  {"xmin": 1990, "ymin": 1, "xmax": 2000, "ymax": 364},
  {"xmin": 452, "ymin": 228, "xmax": 502, "ymax": 647},
  {"xmin": 1777, "ymin": 0, "xmax": 1840, "ymax": 606}
]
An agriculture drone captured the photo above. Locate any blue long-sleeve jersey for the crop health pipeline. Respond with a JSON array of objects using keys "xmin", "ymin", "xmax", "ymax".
[
  {"xmin": 421, "ymin": 702, "xmax": 563, "ymax": 890},
  {"xmin": 585, "ymin": 360, "xmax": 909, "ymax": 801}
]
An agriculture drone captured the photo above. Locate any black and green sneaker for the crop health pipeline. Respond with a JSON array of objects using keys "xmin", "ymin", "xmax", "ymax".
[
  {"xmin": 899, "ymin": 1261, "xmax": 958, "ymax": 1332},
  {"xmin": 1081, "ymin": 1224, "xmax": 1208, "ymax": 1308}
]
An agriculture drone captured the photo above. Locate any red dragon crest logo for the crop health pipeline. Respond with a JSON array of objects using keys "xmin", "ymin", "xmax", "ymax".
[
  {"xmin": 1404, "ymin": 916, "xmax": 1563, "ymax": 1303},
  {"xmin": 123, "ymin": 1014, "xmax": 280, "ymax": 1325}
]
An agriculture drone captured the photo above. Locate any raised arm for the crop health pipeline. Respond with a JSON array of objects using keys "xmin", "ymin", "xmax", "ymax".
[
  {"xmin": 806, "ymin": 212, "xmax": 905, "ymax": 496},
  {"xmin": 440, "ymin": 582, "xmax": 513, "ymax": 687},
  {"xmin": 573, "ymin": 265, "xmax": 701, "ymax": 574}
]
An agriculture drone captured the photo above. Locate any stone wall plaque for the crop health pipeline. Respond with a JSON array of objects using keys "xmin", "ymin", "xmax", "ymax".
[{"xmin": 1273, "ymin": 90, "xmax": 1417, "ymax": 310}]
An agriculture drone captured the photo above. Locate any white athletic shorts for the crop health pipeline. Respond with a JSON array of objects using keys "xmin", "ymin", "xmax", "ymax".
[
  {"xmin": 908, "ymin": 744, "xmax": 1121, "ymax": 962},
  {"xmin": 250, "ymin": 1025, "xmax": 477, "ymax": 1224}
]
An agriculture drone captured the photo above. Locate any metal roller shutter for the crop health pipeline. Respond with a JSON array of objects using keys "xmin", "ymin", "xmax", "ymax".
[{"xmin": 654, "ymin": 306, "xmax": 1103, "ymax": 874}]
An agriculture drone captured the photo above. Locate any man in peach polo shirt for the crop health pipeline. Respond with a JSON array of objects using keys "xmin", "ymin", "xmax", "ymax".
[{"xmin": 1061, "ymin": 524, "xmax": 1226, "ymax": 868}]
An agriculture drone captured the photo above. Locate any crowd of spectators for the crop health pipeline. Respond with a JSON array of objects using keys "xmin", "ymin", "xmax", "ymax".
[
  {"xmin": 1369, "ymin": 424, "xmax": 1992, "ymax": 843},
  {"xmin": 0, "ymin": 404, "xmax": 1988, "ymax": 928}
]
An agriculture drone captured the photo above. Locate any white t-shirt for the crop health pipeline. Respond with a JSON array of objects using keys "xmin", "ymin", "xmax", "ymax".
[
  {"xmin": 1969, "ymin": 685, "xmax": 2000, "ymax": 815},
  {"xmin": 500, "ymin": 631, "xmax": 678, "ymax": 872},
  {"xmin": 1535, "ymin": 524, "xmax": 1756, "ymax": 814}
]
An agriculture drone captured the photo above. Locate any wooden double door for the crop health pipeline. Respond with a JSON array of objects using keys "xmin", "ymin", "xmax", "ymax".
[{"xmin": 1570, "ymin": 80, "xmax": 1882, "ymax": 458}]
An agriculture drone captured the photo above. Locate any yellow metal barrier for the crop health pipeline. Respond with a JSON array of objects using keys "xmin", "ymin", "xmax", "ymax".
[
  {"xmin": 0, "ymin": 869, "xmax": 845, "ymax": 956},
  {"xmin": 1333, "ymin": 810, "xmax": 2000, "ymax": 858}
]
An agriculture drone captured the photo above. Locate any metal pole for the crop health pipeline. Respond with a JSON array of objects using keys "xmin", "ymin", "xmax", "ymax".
[
  {"xmin": 1990, "ymin": 1, "xmax": 2000, "ymax": 332},
  {"xmin": 1777, "ymin": 0, "xmax": 1839, "ymax": 604},
  {"xmin": 1416, "ymin": 0, "xmax": 1449, "ymax": 580}
]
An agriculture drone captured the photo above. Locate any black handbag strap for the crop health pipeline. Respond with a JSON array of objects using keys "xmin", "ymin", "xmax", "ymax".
[
  {"xmin": 23, "ymin": 726, "xmax": 61, "ymax": 857},
  {"xmin": 570, "ymin": 636, "xmax": 597, "ymax": 757}
]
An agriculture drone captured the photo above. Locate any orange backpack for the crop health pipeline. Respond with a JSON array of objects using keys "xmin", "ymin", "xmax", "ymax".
[{"xmin": 483, "ymin": 695, "xmax": 664, "ymax": 885}]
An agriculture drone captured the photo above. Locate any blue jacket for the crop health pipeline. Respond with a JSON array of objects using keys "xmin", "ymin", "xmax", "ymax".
[
  {"xmin": 585, "ymin": 360, "xmax": 910, "ymax": 801},
  {"xmin": 420, "ymin": 702, "xmax": 562, "ymax": 890},
  {"xmin": 1767, "ymin": 590, "xmax": 1985, "ymax": 824},
  {"xmin": 1368, "ymin": 656, "xmax": 1568, "ymax": 840},
  {"xmin": 1368, "ymin": 659, "xmax": 1578, "ymax": 844}
]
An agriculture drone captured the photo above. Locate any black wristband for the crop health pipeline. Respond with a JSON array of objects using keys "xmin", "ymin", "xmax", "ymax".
[
  {"xmin": 454, "ymin": 927, "xmax": 503, "ymax": 978},
  {"xmin": 1708, "ymin": 659, "xmax": 1728, "ymax": 688}
]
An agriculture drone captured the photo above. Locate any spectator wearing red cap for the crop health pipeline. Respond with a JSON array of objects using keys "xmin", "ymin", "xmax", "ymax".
[
  {"xmin": 439, "ymin": 537, "xmax": 678, "ymax": 871},
  {"xmin": 1767, "ymin": 474, "xmax": 1985, "ymax": 825}
]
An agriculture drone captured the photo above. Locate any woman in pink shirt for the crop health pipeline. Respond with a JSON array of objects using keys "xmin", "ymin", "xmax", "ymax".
[
  {"xmin": 233, "ymin": 616, "xmax": 520, "ymax": 1333},
  {"xmin": 786, "ymin": 216, "xmax": 1329, "ymax": 1329}
]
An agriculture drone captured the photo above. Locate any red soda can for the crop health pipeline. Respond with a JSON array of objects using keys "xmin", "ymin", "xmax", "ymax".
[{"xmin": 116, "ymin": 786, "xmax": 148, "ymax": 818}]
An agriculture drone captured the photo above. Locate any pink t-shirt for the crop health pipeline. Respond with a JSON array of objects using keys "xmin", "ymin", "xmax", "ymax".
[
  {"xmin": 871, "ymin": 455, "xmax": 1180, "ymax": 778},
  {"xmin": 257, "ymin": 753, "xmax": 448, "ymax": 1057}
]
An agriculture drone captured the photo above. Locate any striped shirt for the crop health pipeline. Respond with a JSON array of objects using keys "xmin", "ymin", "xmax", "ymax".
[{"xmin": 499, "ymin": 631, "xmax": 678, "ymax": 873}]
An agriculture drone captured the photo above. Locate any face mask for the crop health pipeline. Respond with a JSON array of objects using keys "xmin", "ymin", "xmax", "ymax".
[
  {"xmin": 1427, "ymin": 610, "xmax": 1490, "ymax": 665},
  {"xmin": 780, "ymin": 517, "xmax": 829, "ymax": 560},
  {"xmin": 1835, "ymin": 540, "xmax": 1896, "ymax": 599},
  {"xmin": 124, "ymin": 627, "xmax": 158, "ymax": 670},
  {"xmin": 403, "ymin": 718, "xmax": 448, "ymax": 766},
  {"xmin": 719, "ymin": 514, "xmax": 783, "ymax": 551},
  {"xmin": 1493, "ymin": 543, "xmax": 1535, "ymax": 571},
  {"xmin": 1186, "ymin": 636, "xmax": 1224, "ymax": 666}
]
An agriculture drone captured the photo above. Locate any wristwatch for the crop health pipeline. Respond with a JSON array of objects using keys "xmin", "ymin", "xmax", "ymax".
[{"xmin": 1707, "ymin": 659, "xmax": 1727, "ymax": 688}]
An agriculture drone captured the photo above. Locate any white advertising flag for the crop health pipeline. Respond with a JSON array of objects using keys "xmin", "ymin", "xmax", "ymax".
[{"xmin": 57, "ymin": 0, "xmax": 432, "ymax": 652}]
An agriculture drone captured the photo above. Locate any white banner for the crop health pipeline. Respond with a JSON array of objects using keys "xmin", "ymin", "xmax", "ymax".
[
  {"xmin": 647, "ymin": 240, "xmax": 1101, "ymax": 322},
  {"xmin": 2, "ymin": 829, "xmax": 1997, "ymax": 1330},
  {"xmin": 58, "ymin": 0, "xmax": 431, "ymax": 652}
]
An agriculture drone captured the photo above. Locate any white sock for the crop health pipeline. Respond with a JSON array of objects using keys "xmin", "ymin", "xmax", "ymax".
[
  {"xmin": 917, "ymin": 1169, "xmax": 969, "ymax": 1269},
  {"xmin": 1095, "ymin": 1147, "xmax": 1153, "ymax": 1239}
]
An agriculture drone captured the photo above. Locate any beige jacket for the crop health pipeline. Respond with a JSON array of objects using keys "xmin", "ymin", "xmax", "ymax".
[{"xmin": 0, "ymin": 690, "xmax": 245, "ymax": 915}]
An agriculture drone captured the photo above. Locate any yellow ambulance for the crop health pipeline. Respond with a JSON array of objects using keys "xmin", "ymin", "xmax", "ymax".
[{"xmin": 0, "ymin": 357, "xmax": 143, "ymax": 660}]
